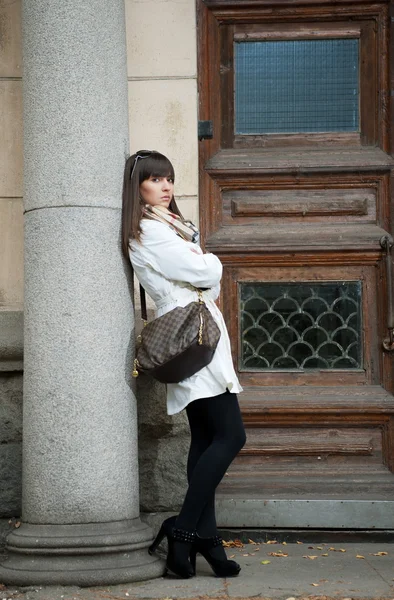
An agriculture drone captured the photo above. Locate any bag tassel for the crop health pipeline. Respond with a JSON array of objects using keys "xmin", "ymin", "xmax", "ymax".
[{"xmin": 132, "ymin": 358, "xmax": 140, "ymax": 378}]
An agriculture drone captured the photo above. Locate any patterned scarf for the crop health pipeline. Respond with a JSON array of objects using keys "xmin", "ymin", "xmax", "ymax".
[{"xmin": 143, "ymin": 205, "xmax": 200, "ymax": 244}]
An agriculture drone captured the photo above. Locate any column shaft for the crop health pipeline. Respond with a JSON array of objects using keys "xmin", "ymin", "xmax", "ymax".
[{"xmin": 0, "ymin": 0, "xmax": 163, "ymax": 585}]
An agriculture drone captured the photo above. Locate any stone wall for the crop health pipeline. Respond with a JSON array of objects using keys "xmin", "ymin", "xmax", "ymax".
[
  {"xmin": 0, "ymin": 373, "xmax": 22, "ymax": 545},
  {"xmin": 0, "ymin": 0, "xmax": 23, "ymax": 311},
  {"xmin": 125, "ymin": 0, "xmax": 199, "ymax": 223},
  {"xmin": 136, "ymin": 376, "xmax": 189, "ymax": 514},
  {"xmin": 0, "ymin": 0, "xmax": 24, "ymax": 545},
  {"xmin": 0, "ymin": 311, "xmax": 23, "ymax": 545},
  {"xmin": 0, "ymin": 374, "xmax": 22, "ymax": 514},
  {"xmin": 125, "ymin": 0, "xmax": 198, "ymax": 521}
]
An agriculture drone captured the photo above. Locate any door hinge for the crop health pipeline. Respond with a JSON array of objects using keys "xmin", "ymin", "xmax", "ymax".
[
  {"xmin": 380, "ymin": 234, "xmax": 394, "ymax": 352},
  {"xmin": 198, "ymin": 120, "xmax": 213, "ymax": 140}
]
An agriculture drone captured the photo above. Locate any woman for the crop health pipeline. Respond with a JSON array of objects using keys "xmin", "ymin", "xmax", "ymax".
[{"xmin": 121, "ymin": 150, "xmax": 246, "ymax": 579}]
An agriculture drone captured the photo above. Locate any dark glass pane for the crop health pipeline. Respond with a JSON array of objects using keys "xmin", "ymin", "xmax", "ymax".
[
  {"xmin": 235, "ymin": 39, "xmax": 359, "ymax": 134},
  {"xmin": 239, "ymin": 282, "xmax": 362, "ymax": 370}
]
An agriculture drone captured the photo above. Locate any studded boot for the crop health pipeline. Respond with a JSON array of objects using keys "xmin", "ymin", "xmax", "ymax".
[
  {"xmin": 148, "ymin": 516, "xmax": 195, "ymax": 578},
  {"xmin": 190, "ymin": 533, "xmax": 241, "ymax": 577}
]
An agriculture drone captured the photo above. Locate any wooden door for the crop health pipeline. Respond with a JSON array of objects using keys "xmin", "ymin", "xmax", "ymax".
[{"xmin": 197, "ymin": 0, "xmax": 394, "ymax": 528}]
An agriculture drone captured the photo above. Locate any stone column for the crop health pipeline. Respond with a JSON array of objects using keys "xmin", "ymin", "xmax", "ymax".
[{"xmin": 0, "ymin": 0, "xmax": 163, "ymax": 586}]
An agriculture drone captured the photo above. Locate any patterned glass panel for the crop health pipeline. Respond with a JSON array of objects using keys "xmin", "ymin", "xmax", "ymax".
[
  {"xmin": 240, "ymin": 282, "xmax": 362, "ymax": 370},
  {"xmin": 235, "ymin": 39, "xmax": 359, "ymax": 134}
]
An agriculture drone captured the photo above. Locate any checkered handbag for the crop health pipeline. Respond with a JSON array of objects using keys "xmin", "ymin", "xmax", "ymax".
[{"xmin": 132, "ymin": 287, "xmax": 221, "ymax": 383}]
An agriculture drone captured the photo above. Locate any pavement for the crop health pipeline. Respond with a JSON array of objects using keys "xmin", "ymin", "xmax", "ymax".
[{"xmin": 0, "ymin": 540, "xmax": 393, "ymax": 600}]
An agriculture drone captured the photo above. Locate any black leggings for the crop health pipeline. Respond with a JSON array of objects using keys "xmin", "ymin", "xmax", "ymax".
[{"xmin": 176, "ymin": 390, "xmax": 246, "ymax": 536}]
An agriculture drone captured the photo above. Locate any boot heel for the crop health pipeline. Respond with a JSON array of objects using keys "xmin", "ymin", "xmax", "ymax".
[
  {"xmin": 148, "ymin": 524, "xmax": 166, "ymax": 555},
  {"xmin": 189, "ymin": 547, "xmax": 197, "ymax": 572}
]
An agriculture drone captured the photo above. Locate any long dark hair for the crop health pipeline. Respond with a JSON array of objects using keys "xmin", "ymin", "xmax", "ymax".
[{"xmin": 121, "ymin": 150, "xmax": 183, "ymax": 259}]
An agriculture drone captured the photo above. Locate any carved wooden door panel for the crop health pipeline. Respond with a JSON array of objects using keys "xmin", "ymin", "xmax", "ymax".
[{"xmin": 197, "ymin": 0, "xmax": 394, "ymax": 528}]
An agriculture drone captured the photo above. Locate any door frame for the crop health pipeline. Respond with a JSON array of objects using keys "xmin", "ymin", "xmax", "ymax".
[{"xmin": 197, "ymin": 0, "xmax": 394, "ymax": 528}]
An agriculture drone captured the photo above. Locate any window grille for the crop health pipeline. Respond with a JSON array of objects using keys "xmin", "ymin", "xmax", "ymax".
[{"xmin": 240, "ymin": 282, "xmax": 362, "ymax": 370}]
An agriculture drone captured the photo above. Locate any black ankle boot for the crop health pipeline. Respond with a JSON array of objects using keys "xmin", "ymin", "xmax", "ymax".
[
  {"xmin": 148, "ymin": 516, "xmax": 195, "ymax": 579},
  {"xmin": 190, "ymin": 533, "xmax": 241, "ymax": 577}
]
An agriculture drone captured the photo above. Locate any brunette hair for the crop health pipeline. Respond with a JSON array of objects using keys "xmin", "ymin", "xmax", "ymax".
[{"xmin": 121, "ymin": 150, "xmax": 183, "ymax": 259}]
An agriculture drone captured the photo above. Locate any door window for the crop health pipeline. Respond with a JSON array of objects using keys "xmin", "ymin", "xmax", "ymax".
[{"xmin": 235, "ymin": 39, "xmax": 359, "ymax": 134}]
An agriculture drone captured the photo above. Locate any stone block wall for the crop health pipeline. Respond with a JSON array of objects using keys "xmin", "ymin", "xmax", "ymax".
[
  {"xmin": 125, "ymin": 0, "xmax": 199, "ymax": 223},
  {"xmin": 0, "ymin": 374, "xmax": 22, "ymax": 516},
  {"xmin": 0, "ymin": 0, "xmax": 23, "ymax": 310},
  {"xmin": 125, "ymin": 0, "xmax": 198, "ymax": 520},
  {"xmin": 0, "ymin": 317, "xmax": 23, "ymax": 544},
  {"xmin": 136, "ymin": 376, "xmax": 190, "ymax": 513},
  {"xmin": 0, "ymin": 0, "xmax": 24, "ymax": 545}
]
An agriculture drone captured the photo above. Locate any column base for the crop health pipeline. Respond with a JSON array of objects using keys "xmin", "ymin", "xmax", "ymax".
[{"xmin": 0, "ymin": 518, "xmax": 165, "ymax": 586}]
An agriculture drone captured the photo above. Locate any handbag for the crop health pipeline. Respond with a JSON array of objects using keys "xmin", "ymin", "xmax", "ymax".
[{"xmin": 132, "ymin": 284, "xmax": 221, "ymax": 383}]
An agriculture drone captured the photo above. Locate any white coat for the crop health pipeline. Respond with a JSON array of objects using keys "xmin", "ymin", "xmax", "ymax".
[{"xmin": 129, "ymin": 219, "xmax": 243, "ymax": 415}]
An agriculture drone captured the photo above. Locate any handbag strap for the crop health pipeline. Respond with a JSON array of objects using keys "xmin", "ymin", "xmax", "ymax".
[
  {"xmin": 130, "ymin": 263, "xmax": 148, "ymax": 324},
  {"xmin": 139, "ymin": 284, "xmax": 148, "ymax": 323}
]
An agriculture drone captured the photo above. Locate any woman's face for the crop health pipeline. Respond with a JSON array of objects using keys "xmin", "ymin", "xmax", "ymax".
[{"xmin": 140, "ymin": 175, "xmax": 174, "ymax": 209}]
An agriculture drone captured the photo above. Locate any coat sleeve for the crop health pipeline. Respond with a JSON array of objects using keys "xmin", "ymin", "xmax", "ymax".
[{"xmin": 140, "ymin": 220, "xmax": 223, "ymax": 288}]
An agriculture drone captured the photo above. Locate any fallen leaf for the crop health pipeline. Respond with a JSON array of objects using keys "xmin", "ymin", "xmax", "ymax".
[
  {"xmin": 311, "ymin": 583, "xmax": 319, "ymax": 587},
  {"xmin": 223, "ymin": 539, "xmax": 244, "ymax": 548},
  {"xmin": 296, "ymin": 541, "xmax": 303, "ymax": 544},
  {"xmin": 303, "ymin": 555, "xmax": 319, "ymax": 560},
  {"xmin": 15, "ymin": 521, "xmax": 21, "ymax": 528},
  {"xmin": 261, "ymin": 560, "xmax": 271, "ymax": 565},
  {"xmin": 266, "ymin": 540, "xmax": 278, "ymax": 544},
  {"xmin": 371, "ymin": 551, "xmax": 388, "ymax": 556},
  {"xmin": 356, "ymin": 554, "xmax": 365, "ymax": 559},
  {"xmin": 242, "ymin": 553, "xmax": 249, "ymax": 556},
  {"xmin": 229, "ymin": 554, "xmax": 235, "ymax": 558},
  {"xmin": 329, "ymin": 547, "xmax": 336, "ymax": 551},
  {"xmin": 268, "ymin": 551, "xmax": 288, "ymax": 557},
  {"xmin": 321, "ymin": 553, "xmax": 329, "ymax": 557},
  {"xmin": 316, "ymin": 546, "xmax": 323, "ymax": 550},
  {"xmin": 248, "ymin": 539, "xmax": 256, "ymax": 544},
  {"xmin": 308, "ymin": 546, "xmax": 314, "ymax": 549},
  {"xmin": 250, "ymin": 553, "xmax": 255, "ymax": 556},
  {"xmin": 339, "ymin": 548, "xmax": 346, "ymax": 552},
  {"xmin": 282, "ymin": 541, "xmax": 287, "ymax": 545}
]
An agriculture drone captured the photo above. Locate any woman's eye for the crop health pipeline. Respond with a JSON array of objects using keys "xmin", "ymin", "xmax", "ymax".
[{"xmin": 168, "ymin": 178, "xmax": 174, "ymax": 183}]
